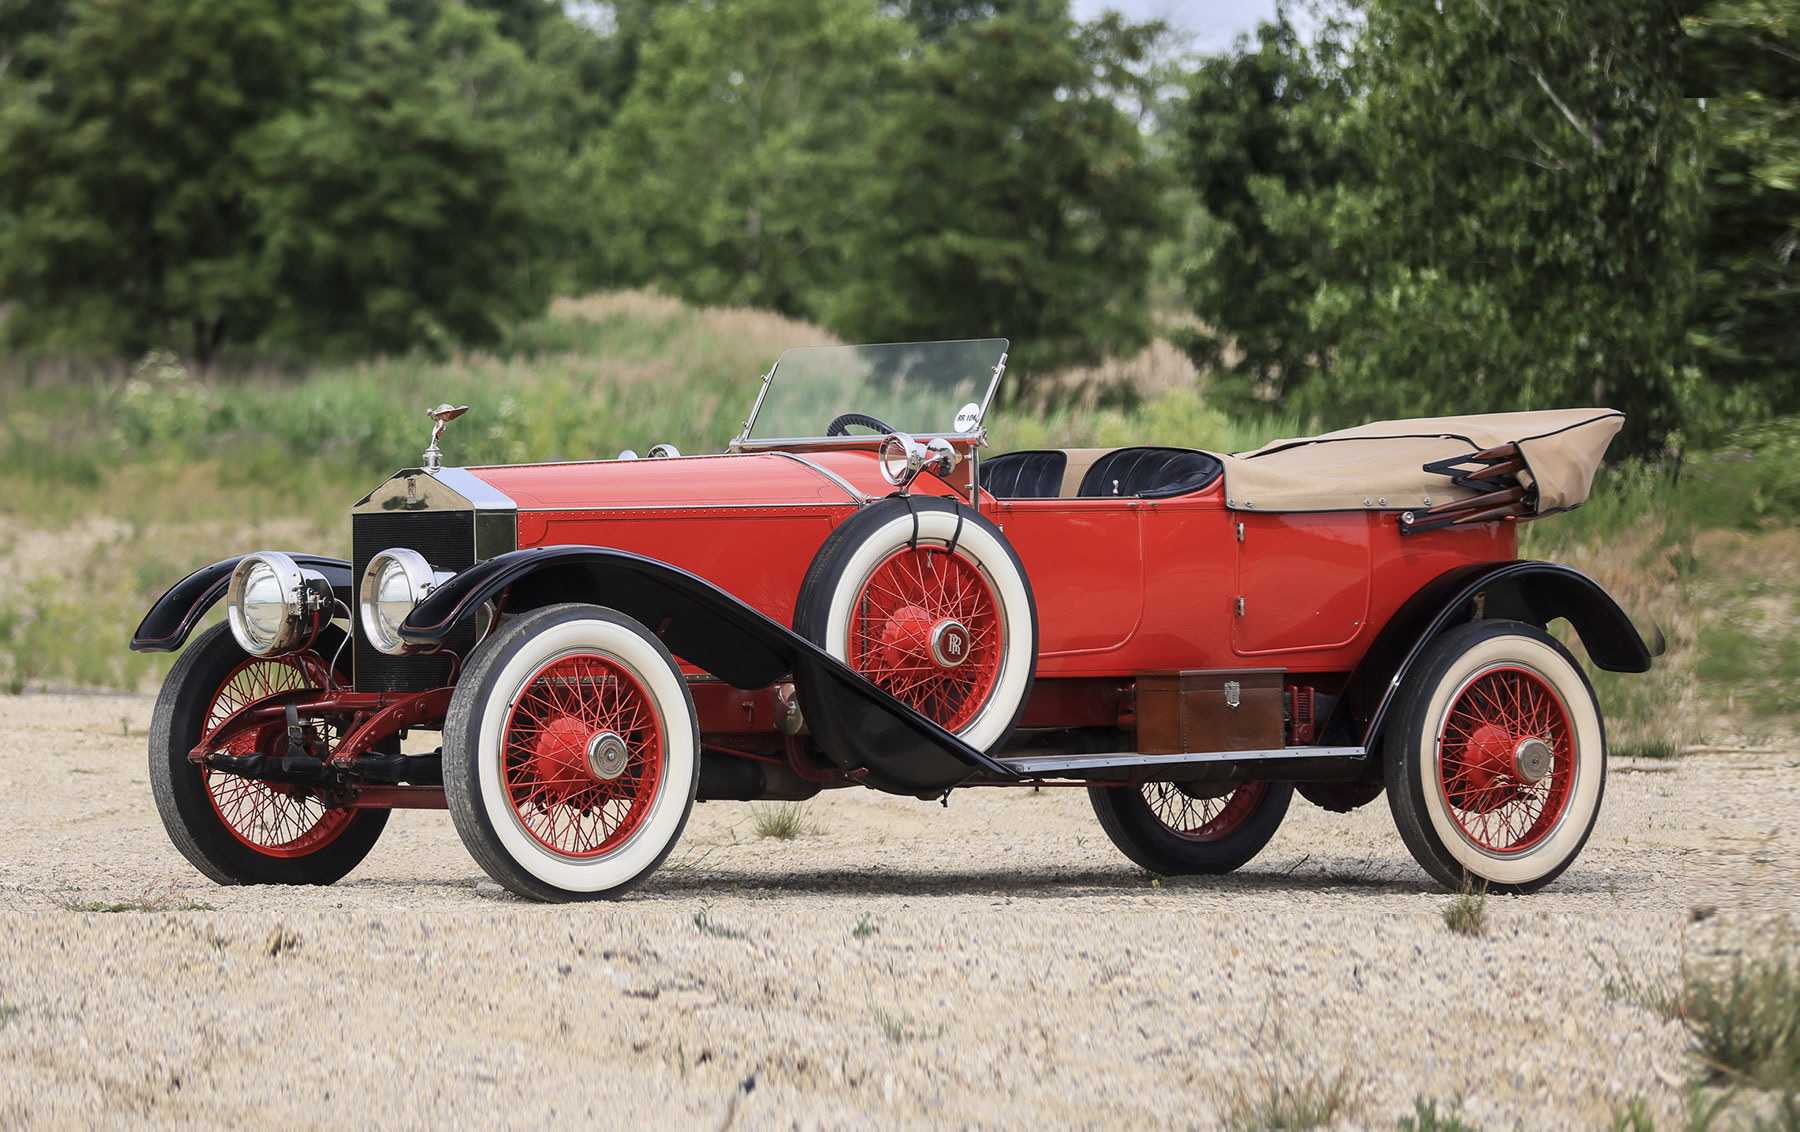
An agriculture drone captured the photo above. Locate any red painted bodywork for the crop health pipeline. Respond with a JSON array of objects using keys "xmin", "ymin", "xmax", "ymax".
[
  {"xmin": 197, "ymin": 443, "xmax": 1523, "ymax": 811},
  {"xmin": 463, "ymin": 446, "xmax": 1517, "ymax": 731}
]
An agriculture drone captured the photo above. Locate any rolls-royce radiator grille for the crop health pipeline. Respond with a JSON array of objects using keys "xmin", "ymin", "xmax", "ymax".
[{"xmin": 352, "ymin": 511, "xmax": 477, "ymax": 692}]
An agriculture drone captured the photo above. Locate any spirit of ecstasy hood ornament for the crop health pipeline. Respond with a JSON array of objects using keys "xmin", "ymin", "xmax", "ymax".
[{"xmin": 422, "ymin": 403, "xmax": 469, "ymax": 474}]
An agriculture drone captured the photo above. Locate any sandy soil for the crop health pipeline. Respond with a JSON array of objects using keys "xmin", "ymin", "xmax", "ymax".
[{"xmin": 0, "ymin": 692, "xmax": 1794, "ymax": 1130}]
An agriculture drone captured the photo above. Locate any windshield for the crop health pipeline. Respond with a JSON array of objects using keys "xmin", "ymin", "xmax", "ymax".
[{"xmin": 741, "ymin": 339, "xmax": 1008, "ymax": 442}]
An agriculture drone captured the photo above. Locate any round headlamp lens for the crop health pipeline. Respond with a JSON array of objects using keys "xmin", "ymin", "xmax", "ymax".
[
  {"xmin": 359, "ymin": 548, "xmax": 443, "ymax": 656},
  {"xmin": 227, "ymin": 551, "xmax": 327, "ymax": 658},
  {"xmin": 880, "ymin": 435, "xmax": 915, "ymax": 486},
  {"xmin": 239, "ymin": 561, "xmax": 287, "ymax": 648},
  {"xmin": 374, "ymin": 558, "xmax": 414, "ymax": 641}
]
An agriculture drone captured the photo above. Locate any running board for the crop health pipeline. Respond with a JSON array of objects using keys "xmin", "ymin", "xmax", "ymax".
[{"xmin": 996, "ymin": 746, "xmax": 1367, "ymax": 776}]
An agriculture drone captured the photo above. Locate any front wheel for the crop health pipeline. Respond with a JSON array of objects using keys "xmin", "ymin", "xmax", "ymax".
[
  {"xmin": 1088, "ymin": 780, "xmax": 1293, "ymax": 875},
  {"xmin": 148, "ymin": 622, "xmax": 388, "ymax": 885},
  {"xmin": 442, "ymin": 603, "xmax": 699, "ymax": 902},
  {"xmin": 1384, "ymin": 619, "xmax": 1605, "ymax": 893}
]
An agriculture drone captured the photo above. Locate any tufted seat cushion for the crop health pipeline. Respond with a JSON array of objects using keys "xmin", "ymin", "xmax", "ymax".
[
  {"xmin": 979, "ymin": 449, "xmax": 1068, "ymax": 499},
  {"xmin": 1076, "ymin": 447, "xmax": 1224, "ymax": 499}
]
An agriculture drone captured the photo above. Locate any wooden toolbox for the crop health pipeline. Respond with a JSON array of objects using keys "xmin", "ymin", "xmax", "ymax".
[{"xmin": 1135, "ymin": 669, "xmax": 1286, "ymax": 755}]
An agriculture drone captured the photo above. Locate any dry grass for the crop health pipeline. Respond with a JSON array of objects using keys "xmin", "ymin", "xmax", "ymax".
[
  {"xmin": 1399, "ymin": 1094, "xmax": 1482, "ymax": 1132},
  {"xmin": 1028, "ymin": 337, "xmax": 1203, "ymax": 405},
  {"xmin": 46, "ymin": 883, "xmax": 212, "ymax": 913},
  {"xmin": 0, "ymin": 503, "xmax": 338, "ymax": 693},
  {"xmin": 1444, "ymin": 880, "xmax": 1488, "ymax": 938},
  {"xmin": 1680, "ymin": 939, "xmax": 1800, "ymax": 1090},
  {"xmin": 692, "ymin": 903, "xmax": 747, "ymax": 940},
  {"xmin": 550, "ymin": 288, "xmax": 838, "ymax": 367},
  {"xmin": 1216, "ymin": 1016, "xmax": 1362, "ymax": 1131},
  {"xmin": 749, "ymin": 801, "xmax": 823, "ymax": 840},
  {"xmin": 1219, "ymin": 1069, "xmax": 1358, "ymax": 1132},
  {"xmin": 1604, "ymin": 923, "xmax": 1800, "ymax": 1130},
  {"xmin": 1536, "ymin": 513, "xmax": 1708, "ymax": 755}
]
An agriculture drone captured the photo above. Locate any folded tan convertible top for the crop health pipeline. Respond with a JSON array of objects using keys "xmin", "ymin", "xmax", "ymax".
[{"xmin": 1212, "ymin": 408, "xmax": 1624, "ymax": 515}]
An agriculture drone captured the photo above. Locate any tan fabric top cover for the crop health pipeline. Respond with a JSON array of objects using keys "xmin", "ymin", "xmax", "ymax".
[{"xmin": 1211, "ymin": 408, "xmax": 1624, "ymax": 514}]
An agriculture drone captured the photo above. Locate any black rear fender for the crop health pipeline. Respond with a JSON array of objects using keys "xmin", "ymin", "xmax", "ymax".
[
  {"xmin": 129, "ymin": 554, "xmax": 354, "ymax": 653},
  {"xmin": 402, "ymin": 545, "xmax": 1012, "ymax": 795},
  {"xmin": 1331, "ymin": 560, "xmax": 1651, "ymax": 749}
]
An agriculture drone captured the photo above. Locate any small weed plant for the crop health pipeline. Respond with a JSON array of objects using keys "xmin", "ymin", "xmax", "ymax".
[
  {"xmin": 48, "ymin": 884, "xmax": 211, "ymax": 913},
  {"xmin": 1399, "ymin": 1094, "xmax": 1480, "ymax": 1131},
  {"xmin": 1444, "ymin": 879, "xmax": 1488, "ymax": 937},
  {"xmin": 1680, "ymin": 944, "xmax": 1800, "ymax": 1090},
  {"xmin": 750, "ymin": 801, "xmax": 820, "ymax": 841},
  {"xmin": 692, "ymin": 903, "xmax": 746, "ymax": 941},
  {"xmin": 853, "ymin": 913, "xmax": 877, "ymax": 939},
  {"xmin": 1217, "ymin": 1015, "xmax": 1360, "ymax": 1132},
  {"xmin": 869, "ymin": 1003, "xmax": 944, "ymax": 1045},
  {"xmin": 1615, "ymin": 739, "xmax": 1684, "ymax": 760},
  {"xmin": 1604, "ymin": 924, "xmax": 1800, "ymax": 1129},
  {"xmin": 1219, "ymin": 1072, "xmax": 1356, "ymax": 1131}
]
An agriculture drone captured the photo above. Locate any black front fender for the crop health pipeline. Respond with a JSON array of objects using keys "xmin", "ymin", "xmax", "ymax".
[
  {"xmin": 403, "ymin": 545, "xmax": 1013, "ymax": 795},
  {"xmin": 129, "ymin": 554, "xmax": 354, "ymax": 653},
  {"xmin": 1332, "ymin": 560, "xmax": 1651, "ymax": 748}
]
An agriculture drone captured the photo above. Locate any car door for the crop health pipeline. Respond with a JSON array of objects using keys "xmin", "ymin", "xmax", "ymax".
[
  {"xmin": 992, "ymin": 499, "xmax": 1144, "ymax": 666},
  {"xmin": 1232, "ymin": 512, "xmax": 1373, "ymax": 656}
]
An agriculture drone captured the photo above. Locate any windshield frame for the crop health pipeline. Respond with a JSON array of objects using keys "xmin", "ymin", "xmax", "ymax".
[{"xmin": 730, "ymin": 339, "xmax": 1010, "ymax": 451}]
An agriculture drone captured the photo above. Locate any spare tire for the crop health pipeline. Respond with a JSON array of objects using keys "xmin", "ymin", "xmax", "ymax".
[{"xmin": 795, "ymin": 495, "xmax": 1036, "ymax": 755}]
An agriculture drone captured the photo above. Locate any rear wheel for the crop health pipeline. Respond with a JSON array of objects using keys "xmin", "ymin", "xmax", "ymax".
[
  {"xmin": 1088, "ymin": 780, "xmax": 1293, "ymax": 875},
  {"xmin": 1384, "ymin": 620, "xmax": 1605, "ymax": 892},
  {"xmin": 149, "ymin": 622, "xmax": 388, "ymax": 885},
  {"xmin": 443, "ymin": 603, "xmax": 699, "ymax": 902}
]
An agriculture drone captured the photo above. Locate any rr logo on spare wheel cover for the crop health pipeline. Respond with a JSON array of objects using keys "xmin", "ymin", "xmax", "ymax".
[{"xmin": 929, "ymin": 620, "xmax": 970, "ymax": 668}]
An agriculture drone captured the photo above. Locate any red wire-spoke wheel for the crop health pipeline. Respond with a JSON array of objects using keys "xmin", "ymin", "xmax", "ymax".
[
  {"xmin": 444, "ymin": 604, "xmax": 699, "ymax": 902},
  {"xmin": 148, "ymin": 623, "xmax": 389, "ymax": 886},
  {"xmin": 1141, "ymin": 781, "xmax": 1271, "ymax": 842},
  {"xmin": 849, "ymin": 545, "xmax": 1001, "ymax": 732},
  {"xmin": 1386, "ymin": 620, "xmax": 1606, "ymax": 894},
  {"xmin": 498, "ymin": 653, "xmax": 663, "ymax": 858},
  {"xmin": 1436, "ymin": 665, "xmax": 1574, "ymax": 854},
  {"xmin": 1088, "ymin": 779, "xmax": 1293, "ymax": 876},
  {"xmin": 797, "ymin": 496, "xmax": 1037, "ymax": 759},
  {"xmin": 202, "ymin": 654, "xmax": 355, "ymax": 856}
]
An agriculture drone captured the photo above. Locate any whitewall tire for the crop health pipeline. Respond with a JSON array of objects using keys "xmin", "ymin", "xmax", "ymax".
[
  {"xmin": 443, "ymin": 603, "xmax": 698, "ymax": 901},
  {"xmin": 1384, "ymin": 619, "xmax": 1605, "ymax": 893},
  {"xmin": 795, "ymin": 496, "xmax": 1036, "ymax": 753}
]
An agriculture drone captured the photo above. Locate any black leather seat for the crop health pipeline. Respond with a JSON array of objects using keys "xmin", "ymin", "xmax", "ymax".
[
  {"xmin": 1076, "ymin": 447, "xmax": 1223, "ymax": 499},
  {"xmin": 979, "ymin": 450, "xmax": 1068, "ymax": 498}
]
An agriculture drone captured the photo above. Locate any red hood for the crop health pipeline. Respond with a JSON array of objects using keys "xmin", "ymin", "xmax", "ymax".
[{"xmin": 468, "ymin": 452, "xmax": 867, "ymax": 512}]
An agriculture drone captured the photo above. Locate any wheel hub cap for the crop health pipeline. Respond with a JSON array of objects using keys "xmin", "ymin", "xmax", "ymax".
[
  {"xmin": 586, "ymin": 730, "xmax": 630, "ymax": 781},
  {"xmin": 1513, "ymin": 737, "xmax": 1553, "ymax": 783},
  {"xmin": 928, "ymin": 620, "xmax": 970, "ymax": 668}
]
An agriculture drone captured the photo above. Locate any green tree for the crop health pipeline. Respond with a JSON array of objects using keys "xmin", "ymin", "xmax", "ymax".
[
  {"xmin": 246, "ymin": 1, "xmax": 557, "ymax": 355},
  {"xmin": 0, "ymin": 0, "xmax": 343, "ymax": 361},
  {"xmin": 0, "ymin": 0, "xmax": 588, "ymax": 361},
  {"xmin": 1253, "ymin": 0, "xmax": 1707, "ymax": 453},
  {"xmin": 585, "ymin": 0, "xmax": 908, "ymax": 314},
  {"xmin": 1176, "ymin": 12, "xmax": 1354, "ymax": 403},
  {"xmin": 1686, "ymin": 0, "xmax": 1800, "ymax": 418},
  {"xmin": 828, "ymin": 5, "xmax": 1172, "ymax": 380}
]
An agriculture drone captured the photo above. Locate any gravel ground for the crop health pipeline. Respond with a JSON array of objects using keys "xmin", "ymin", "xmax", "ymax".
[{"xmin": 0, "ymin": 692, "xmax": 1794, "ymax": 1129}]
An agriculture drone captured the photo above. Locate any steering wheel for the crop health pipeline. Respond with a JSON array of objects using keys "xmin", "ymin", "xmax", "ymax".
[{"xmin": 826, "ymin": 411, "xmax": 899, "ymax": 437}]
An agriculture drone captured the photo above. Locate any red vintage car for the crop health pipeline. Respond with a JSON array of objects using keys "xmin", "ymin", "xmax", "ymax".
[{"xmin": 131, "ymin": 339, "xmax": 1649, "ymax": 901}]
